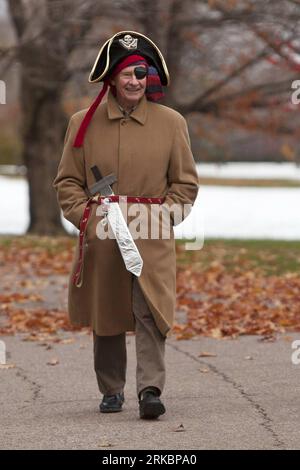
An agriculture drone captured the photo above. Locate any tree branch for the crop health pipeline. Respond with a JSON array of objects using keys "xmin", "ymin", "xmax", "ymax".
[{"xmin": 179, "ymin": 47, "xmax": 269, "ymax": 113}]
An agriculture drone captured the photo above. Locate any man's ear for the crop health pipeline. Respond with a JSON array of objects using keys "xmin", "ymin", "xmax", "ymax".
[{"xmin": 110, "ymin": 79, "xmax": 115, "ymax": 86}]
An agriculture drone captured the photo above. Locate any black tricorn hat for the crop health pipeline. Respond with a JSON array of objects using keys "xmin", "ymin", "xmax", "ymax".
[{"xmin": 89, "ymin": 30, "xmax": 170, "ymax": 86}]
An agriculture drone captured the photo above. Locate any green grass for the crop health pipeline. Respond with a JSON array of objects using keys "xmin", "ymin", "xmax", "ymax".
[
  {"xmin": 0, "ymin": 235, "xmax": 76, "ymax": 255},
  {"xmin": 0, "ymin": 133, "xmax": 22, "ymax": 165},
  {"xmin": 176, "ymin": 239, "xmax": 300, "ymax": 276},
  {"xmin": 198, "ymin": 177, "xmax": 300, "ymax": 187}
]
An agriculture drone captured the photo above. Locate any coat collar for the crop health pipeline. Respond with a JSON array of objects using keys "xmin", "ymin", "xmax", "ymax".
[{"xmin": 107, "ymin": 89, "xmax": 148, "ymax": 125}]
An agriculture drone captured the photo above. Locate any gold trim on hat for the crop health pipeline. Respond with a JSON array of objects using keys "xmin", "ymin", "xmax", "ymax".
[{"xmin": 88, "ymin": 30, "xmax": 170, "ymax": 86}]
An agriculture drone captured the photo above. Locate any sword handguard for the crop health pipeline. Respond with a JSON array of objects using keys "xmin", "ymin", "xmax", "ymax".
[{"xmin": 87, "ymin": 166, "xmax": 117, "ymax": 196}]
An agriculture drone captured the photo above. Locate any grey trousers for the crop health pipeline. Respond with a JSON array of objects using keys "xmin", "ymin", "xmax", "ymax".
[{"xmin": 93, "ymin": 277, "xmax": 166, "ymax": 397}]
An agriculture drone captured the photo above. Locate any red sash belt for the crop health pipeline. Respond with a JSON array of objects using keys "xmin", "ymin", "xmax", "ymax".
[
  {"xmin": 95, "ymin": 195, "xmax": 165, "ymax": 204},
  {"xmin": 72, "ymin": 195, "xmax": 165, "ymax": 287}
]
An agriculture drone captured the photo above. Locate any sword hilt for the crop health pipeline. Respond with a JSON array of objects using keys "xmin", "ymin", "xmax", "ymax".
[
  {"xmin": 91, "ymin": 165, "xmax": 103, "ymax": 182},
  {"xmin": 87, "ymin": 165, "xmax": 117, "ymax": 197}
]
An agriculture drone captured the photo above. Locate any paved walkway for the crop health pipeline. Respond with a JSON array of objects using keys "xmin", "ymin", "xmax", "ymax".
[{"xmin": 1, "ymin": 332, "xmax": 300, "ymax": 450}]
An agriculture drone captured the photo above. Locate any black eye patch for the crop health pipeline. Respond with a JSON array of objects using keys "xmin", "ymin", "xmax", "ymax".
[{"xmin": 134, "ymin": 66, "xmax": 148, "ymax": 79}]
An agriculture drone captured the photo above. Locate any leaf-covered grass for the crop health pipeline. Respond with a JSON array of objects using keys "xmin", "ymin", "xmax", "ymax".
[
  {"xmin": 1, "ymin": 236, "xmax": 299, "ymax": 339},
  {"xmin": 0, "ymin": 235, "xmax": 76, "ymax": 254},
  {"xmin": 1, "ymin": 236, "xmax": 299, "ymax": 276},
  {"xmin": 175, "ymin": 239, "xmax": 300, "ymax": 339},
  {"xmin": 176, "ymin": 239, "xmax": 300, "ymax": 276}
]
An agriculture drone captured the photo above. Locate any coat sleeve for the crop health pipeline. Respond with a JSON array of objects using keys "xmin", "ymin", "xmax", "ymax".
[
  {"xmin": 53, "ymin": 115, "xmax": 88, "ymax": 229},
  {"xmin": 163, "ymin": 114, "xmax": 199, "ymax": 226}
]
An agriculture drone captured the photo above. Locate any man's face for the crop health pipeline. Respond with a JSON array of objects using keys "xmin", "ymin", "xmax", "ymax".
[{"xmin": 110, "ymin": 65, "xmax": 147, "ymax": 108}]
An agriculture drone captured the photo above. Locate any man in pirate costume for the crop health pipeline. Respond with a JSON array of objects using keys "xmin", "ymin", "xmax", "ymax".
[{"xmin": 53, "ymin": 31, "xmax": 199, "ymax": 419}]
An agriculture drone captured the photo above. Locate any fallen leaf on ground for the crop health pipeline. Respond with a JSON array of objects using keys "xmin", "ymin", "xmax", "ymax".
[
  {"xmin": 198, "ymin": 351, "xmax": 217, "ymax": 358},
  {"xmin": 244, "ymin": 356, "xmax": 253, "ymax": 360},
  {"xmin": 37, "ymin": 342, "xmax": 53, "ymax": 349},
  {"xmin": 199, "ymin": 368, "xmax": 210, "ymax": 373},
  {"xmin": 56, "ymin": 338, "xmax": 75, "ymax": 345},
  {"xmin": 0, "ymin": 363, "xmax": 16, "ymax": 370},
  {"xmin": 173, "ymin": 424, "xmax": 186, "ymax": 432},
  {"xmin": 98, "ymin": 439, "xmax": 113, "ymax": 447},
  {"xmin": 211, "ymin": 328, "xmax": 223, "ymax": 339},
  {"xmin": 258, "ymin": 335, "xmax": 276, "ymax": 342},
  {"xmin": 47, "ymin": 358, "xmax": 59, "ymax": 366}
]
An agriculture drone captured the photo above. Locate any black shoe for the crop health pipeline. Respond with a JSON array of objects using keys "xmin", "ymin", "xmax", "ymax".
[
  {"xmin": 139, "ymin": 388, "xmax": 166, "ymax": 419},
  {"xmin": 99, "ymin": 392, "xmax": 124, "ymax": 413}
]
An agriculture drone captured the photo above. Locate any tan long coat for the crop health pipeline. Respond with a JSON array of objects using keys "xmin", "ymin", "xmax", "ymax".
[{"xmin": 53, "ymin": 90, "xmax": 199, "ymax": 337}]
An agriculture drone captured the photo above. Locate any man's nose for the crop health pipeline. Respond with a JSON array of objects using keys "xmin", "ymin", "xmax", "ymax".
[{"xmin": 128, "ymin": 74, "xmax": 139, "ymax": 85}]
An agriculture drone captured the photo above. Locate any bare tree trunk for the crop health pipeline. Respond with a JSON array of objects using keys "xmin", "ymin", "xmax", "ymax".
[
  {"xmin": 21, "ymin": 72, "xmax": 67, "ymax": 234},
  {"xmin": 7, "ymin": 0, "xmax": 100, "ymax": 235},
  {"xmin": 7, "ymin": 0, "xmax": 68, "ymax": 234}
]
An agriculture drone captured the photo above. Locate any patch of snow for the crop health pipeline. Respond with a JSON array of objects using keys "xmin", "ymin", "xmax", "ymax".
[
  {"xmin": 176, "ymin": 186, "xmax": 300, "ymax": 241},
  {"xmin": 1, "ymin": 176, "xmax": 300, "ymax": 240},
  {"xmin": 197, "ymin": 162, "xmax": 300, "ymax": 180}
]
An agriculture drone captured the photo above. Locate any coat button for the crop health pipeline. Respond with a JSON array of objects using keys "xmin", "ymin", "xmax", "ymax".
[{"xmin": 121, "ymin": 119, "xmax": 126, "ymax": 125}]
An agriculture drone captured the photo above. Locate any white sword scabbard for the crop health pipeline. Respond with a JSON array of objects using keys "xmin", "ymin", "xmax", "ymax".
[{"xmin": 102, "ymin": 197, "xmax": 143, "ymax": 277}]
